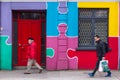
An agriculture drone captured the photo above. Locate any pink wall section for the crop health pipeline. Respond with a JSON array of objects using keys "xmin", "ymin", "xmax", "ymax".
[
  {"xmin": 46, "ymin": 37, "xmax": 58, "ymax": 70},
  {"xmin": 46, "ymin": 24, "xmax": 78, "ymax": 70},
  {"xmin": 46, "ymin": 37, "xmax": 78, "ymax": 70},
  {"xmin": 46, "ymin": 37, "xmax": 118, "ymax": 70}
]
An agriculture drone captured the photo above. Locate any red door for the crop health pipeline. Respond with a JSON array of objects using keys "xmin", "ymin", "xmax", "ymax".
[{"xmin": 17, "ymin": 20, "xmax": 41, "ymax": 66}]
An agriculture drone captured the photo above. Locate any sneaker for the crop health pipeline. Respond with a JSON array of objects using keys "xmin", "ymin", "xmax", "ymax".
[
  {"xmin": 105, "ymin": 73, "xmax": 111, "ymax": 77},
  {"xmin": 39, "ymin": 69, "xmax": 42, "ymax": 73},
  {"xmin": 24, "ymin": 72, "xmax": 31, "ymax": 74},
  {"xmin": 88, "ymin": 73, "xmax": 94, "ymax": 77}
]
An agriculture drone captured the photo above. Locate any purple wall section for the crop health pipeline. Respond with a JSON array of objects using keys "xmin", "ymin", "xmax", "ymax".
[
  {"xmin": 1, "ymin": 2, "xmax": 12, "ymax": 44},
  {"xmin": 11, "ymin": 2, "xmax": 46, "ymax": 10},
  {"xmin": 1, "ymin": 2, "xmax": 46, "ymax": 44},
  {"xmin": 58, "ymin": 1, "xmax": 67, "ymax": 13}
]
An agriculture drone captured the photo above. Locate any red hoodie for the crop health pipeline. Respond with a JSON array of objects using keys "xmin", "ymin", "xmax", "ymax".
[{"xmin": 27, "ymin": 42, "xmax": 37, "ymax": 59}]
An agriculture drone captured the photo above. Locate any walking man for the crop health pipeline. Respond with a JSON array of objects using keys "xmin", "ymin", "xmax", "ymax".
[
  {"xmin": 24, "ymin": 37, "xmax": 43, "ymax": 74},
  {"xmin": 88, "ymin": 35, "xmax": 111, "ymax": 77}
]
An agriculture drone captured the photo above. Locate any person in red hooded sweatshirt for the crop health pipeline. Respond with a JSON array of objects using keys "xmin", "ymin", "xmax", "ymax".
[{"xmin": 24, "ymin": 37, "xmax": 43, "ymax": 74}]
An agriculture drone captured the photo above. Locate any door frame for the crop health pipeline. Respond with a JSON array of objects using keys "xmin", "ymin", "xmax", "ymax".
[{"xmin": 12, "ymin": 10, "xmax": 46, "ymax": 69}]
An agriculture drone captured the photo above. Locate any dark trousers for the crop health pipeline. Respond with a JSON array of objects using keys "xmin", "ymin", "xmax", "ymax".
[{"xmin": 92, "ymin": 57, "xmax": 111, "ymax": 75}]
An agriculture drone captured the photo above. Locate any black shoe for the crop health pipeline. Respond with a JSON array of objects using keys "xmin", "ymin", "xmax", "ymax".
[
  {"xmin": 88, "ymin": 73, "xmax": 94, "ymax": 77},
  {"xmin": 24, "ymin": 72, "xmax": 31, "ymax": 74},
  {"xmin": 39, "ymin": 69, "xmax": 42, "ymax": 73},
  {"xmin": 105, "ymin": 73, "xmax": 111, "ymax": 77}
]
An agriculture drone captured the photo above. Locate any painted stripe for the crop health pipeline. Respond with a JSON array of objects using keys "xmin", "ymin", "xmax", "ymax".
[{"xmin": 1, "ymin": 0, "xmax": 120, "ymax": 2}]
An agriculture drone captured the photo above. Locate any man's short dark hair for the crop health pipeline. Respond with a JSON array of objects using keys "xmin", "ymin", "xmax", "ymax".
[
  {"xmin": 28, "ymin": 37, "xmax": 34, "ymax": 40},
  {"xmin": 95, "ymin": 35, "xmax": 100, "ymax": 38}
]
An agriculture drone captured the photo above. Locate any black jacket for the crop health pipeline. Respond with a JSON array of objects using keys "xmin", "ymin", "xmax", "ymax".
[{"xmin": 96, "ymin": 39, "xmax": 106, "ymax": 58}]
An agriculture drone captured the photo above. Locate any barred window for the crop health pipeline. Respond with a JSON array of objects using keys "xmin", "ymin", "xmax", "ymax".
[{"xmin": 78, "ymin": 8, "xmax": 109, "ymax": 50}]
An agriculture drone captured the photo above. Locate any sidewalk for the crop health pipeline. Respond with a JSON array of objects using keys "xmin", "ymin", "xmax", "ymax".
[{"xmin": 0, "ymin": 70, "xmax": 120, "ymax": 80}]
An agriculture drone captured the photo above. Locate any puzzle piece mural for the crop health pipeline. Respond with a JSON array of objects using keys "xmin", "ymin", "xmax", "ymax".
[
  {"xmin": 46, "ymin": 2, "xmax": 78, "ymax": 70},
  {"xmin": 47, "ymin": 48, "xmax": 54, "ymax": 58},
  {"xmin": 0, "ymin": 2, "xmax": 118, "ymax": 70},
  {"xmin": 67, "ymin": 49, "xmax": 78, "ymax": 69},
  {"xmin": 0, "ymin": 36, "xmax": 12, "ymax": 70}
]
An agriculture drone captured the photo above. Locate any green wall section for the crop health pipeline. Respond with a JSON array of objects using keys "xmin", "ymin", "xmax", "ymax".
[
  {"xmin": 46, "ymin": 48, "xmax": 54, "ymax": 58},
  {"xmin": 0, "ymin": 36, "xmax": 12, "ymax": 70}
]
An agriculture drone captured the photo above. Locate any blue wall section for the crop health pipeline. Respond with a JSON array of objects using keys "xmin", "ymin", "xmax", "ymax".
[
  {"xmin": 67, "ymin": 2, "xmax": 78, "ymax": 37},
  {"xmin": 47, "ymin": 2, "xmax": 59, "ymax": 36},
  {"xmin": 47, "ymin": 2, "xmax": 78, "ymax": 37}
]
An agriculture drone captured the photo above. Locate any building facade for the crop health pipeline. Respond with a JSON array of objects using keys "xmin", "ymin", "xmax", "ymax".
[{"xmin": 0, "ymin": 1, "xmax": 119, "ymax": 70}]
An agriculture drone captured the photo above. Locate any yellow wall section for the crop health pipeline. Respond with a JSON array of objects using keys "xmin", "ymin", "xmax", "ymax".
[{"xmin": 78, "ymin": 2, "xmax": 118, "ymax": 37}]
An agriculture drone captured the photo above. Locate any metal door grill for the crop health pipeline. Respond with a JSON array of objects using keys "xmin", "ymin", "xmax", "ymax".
[{"xmin": 78, "ymin": 8, "xmax": 109, "ymax": 49}]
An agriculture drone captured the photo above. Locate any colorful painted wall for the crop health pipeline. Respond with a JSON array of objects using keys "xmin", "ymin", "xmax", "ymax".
[
  {"xmin": 0, "ymin": 2, "xmax": 119, "ymax": 70},
  {"xmin": 46, "ymin": 2, "xmax": 78, "ymax": 70},
  {"xmin": 73, "ymin": 2, "xmax": 118, "ymax": 70},
  {"xmin": 46, "ymin": 2, "xmax": 119, "ymax": 70},
  {"xmin": 0, "ymin": 2, "xmax": 46, "ymax": 70}
]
